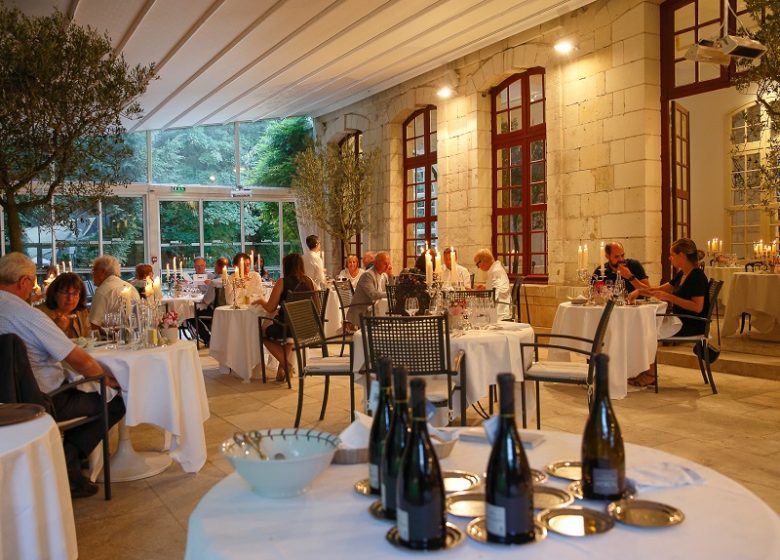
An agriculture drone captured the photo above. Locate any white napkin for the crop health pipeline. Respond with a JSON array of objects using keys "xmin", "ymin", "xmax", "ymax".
[
  {"xmin": 459, "ymin": 416, "xmax": 544, "ymax": 449},
  {"xmin": 338, "ymin": 411, "xmax": 372, "ymax": 449},
  {"xmin": 628, "ymin": 462, "xmax": 705, "ymax": 490}
]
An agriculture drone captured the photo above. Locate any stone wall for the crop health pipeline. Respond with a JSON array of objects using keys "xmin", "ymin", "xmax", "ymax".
[{"xmin": 317, "ymin": 0, "xmax": 663, "ymax": 327}]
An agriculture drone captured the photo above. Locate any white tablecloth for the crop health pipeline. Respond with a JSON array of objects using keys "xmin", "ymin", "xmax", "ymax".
[
  {"xmin": 209, "ymin": 306, "xmax": 263, "ymax": 382},
  {"xmin": 548, "ymin": 303, "xmax": 672, "ymax": 399},
  {"xmin": 707, "ymin": 266, "xmax": 742, "ymax": 305},
  {"xmin": 91, "ymin": 341, "xmax": 210, "ymax": 472},
  {"xmin": 0, "ymin": 414, "xmax": 78, "ymax": 560},
  {"xmin": 722, "ymin": 273, "xmax": 780, "ymax": 339},
  {"xmin": 162, "ymin": 294, "xmax": 204, "ymax": 321},
  {"xmin": 323, "ymin": 287, "xmax": 343, "ymax": 338},
  {"xmin": 185, "ymin": 430, "xmax": 780, "ymax": 560},
  {"xmin": 352, "ymin": 322, "xmax": 535, "ymax": 409}
]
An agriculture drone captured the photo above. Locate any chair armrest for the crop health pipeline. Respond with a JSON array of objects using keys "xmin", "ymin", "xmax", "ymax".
[
  {"xmin": 452, "ymin": 349, "xmax": 466, "ymax": 375},
  {"xmin": 535, "ymin": 332, "xmax": 596, "ymax": 345},
  {"xmin": 519, "ymin": 341, "xmax": 595, "ymax": 360},
  {"xmin": 655, "ymin": 313, "xmax": 707, "ymax": 323},
  {"xmin": 48, "ymin": 373, "xmax": 107, "ymax": 398}
]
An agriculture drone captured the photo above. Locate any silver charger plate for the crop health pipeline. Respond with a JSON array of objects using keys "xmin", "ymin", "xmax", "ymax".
[
  {"xmin": 0, "ymin": 403, "xmax": 45, "ymax": 427},
  {"xmin": 386, "ymin": 522, "xmax": 463, "ymax": 551},
  {"xmin": 544, "ymin": 460, "xmax": 582, "ymax": 481},
  {"xmin": 567, "ymin": 479, "xmax": 637, "ymax": 501},
  {"xmin": 607, "ymin": 499, "xmax": 685, "ymax": 527},
  {"xmin": 481, "ymin": 469, "xmax": 547, "ymax": 483},
  {"xmin": 353, "ymin": 478, "xmax": 376, "ymax": 497},
  {"xmin": 442, "ymin": 470, "xmax": 481, "ymax": 493},
  {"xmin": 534, "ymin": 486, "xmax": 575, "ymax": 510},
  {"xmin": 466, "ymin": 517, "xmax": 547, "ymax": 545},
  {"xmin": 537, "ymin": 506, "xmax": 615, "ymax": 537},
  {"xmin": 369, "ymin": 500, "xmax": 394, "ymax": 522},
  {"xmin": 446, "ymin": 485, "xmax": 574, "ymax": 518}
]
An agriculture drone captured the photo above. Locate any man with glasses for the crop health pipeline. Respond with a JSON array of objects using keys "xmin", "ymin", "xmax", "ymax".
[
  {"xmin": 592, "ymin": 241, "xmax": 650, "ymax": 293},
  {"xmin": 0, "ymin": 253, "xmax": 125, "ymax": 498},
  {"xmin": 473, "ymin": 248, "xmax": 511, "ymax": 320}
]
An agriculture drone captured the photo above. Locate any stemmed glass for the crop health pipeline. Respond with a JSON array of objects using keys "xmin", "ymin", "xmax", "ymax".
[
  {"xmin": 103, "ymin": 312, "xmax": 119, "ymax": 349},
  {"xmin": 405, "ymin": 297, "xmax": 419, "ymax": 316}
]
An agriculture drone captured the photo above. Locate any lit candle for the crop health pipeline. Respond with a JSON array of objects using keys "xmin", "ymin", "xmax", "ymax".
[
  {"xmin": 153, "ymin": 276, "xmax": 162, "ymax": 298},
  {"xmin": 238, "ymin": 258, "xmax": 244, "ymax": 279},
  {"xmin": 68, "ymin": 261, "xmax": 73, "ymax": 273},
  {"xmin": 600, "ymin": 241, "xmax": 605, "ymax": 261},
  {"xmin": 434, "ymin": 251, "xmax": 442, "ymax": 275},
  {"xmin": 583, "ymin": 244, "xmax": 589, "ymax": 267},
  {"xmin": 250, "ymin": 250, "xmax": 255, "ymax": 271},
  {"xmin": 173, "ymin": 257, "xmax": 177, "ymax": 278},
  {"xmin": 166, "ymin": 263, "xmax": 171, "ymax": 279},
  {"xmin": 61, "ymin": 261, "xmax": 66, "ymax": 274},
  {"xmin": 55, "ymin": 264, "xmax": 60, "ymax": 275},
  {"xmin": 577, "ymin": 245, "xmax": 583, "ymax": 269},
  {"xmin": 425, "ymin": 250, "xmax": 433, "ymax": 285},
  {"xmin": 707, "ymin": 240, "xmax": 712, "ymax": 252},
  {"xmin": 120, "ymin": 286, "xmax": 133, "ymax": 317},
  {"xmin": 450, "ymin": 247, "xmax": 458, "ymax": 274}
]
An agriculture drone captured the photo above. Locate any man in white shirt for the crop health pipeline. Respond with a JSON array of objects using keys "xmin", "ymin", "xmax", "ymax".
[
  {"xmin": 473, "ymin": 248, "xmax": 511, "ymax": 320},
  {"xmin": 0, "ymin": 253, "xmax": 125, "ymax": 498},
  {"xmin": 302, "ymin": 234, "xmax": 327, "ymax": 289},
  {"xmin": 191, "ymin": 256, "xmax": 213, "ymax": 294},
  {"xmin": 442, "ymin": 247, "xmax": 471, "ymax": 287},
  {"xmin": 89, "ymin": 255, "xmax": 140, "ymax": 328},
  {"xmin": 224, "ymin": 252, "xmax": 263, "ymax": 305},
  {"xmin": 347, "ymin": 251, "xmax": 391, "ymax": 326}
]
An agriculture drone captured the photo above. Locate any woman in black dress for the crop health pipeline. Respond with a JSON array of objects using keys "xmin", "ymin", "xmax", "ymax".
[
  {"xmin": 629, "ymin": 238, "xmax": 709, "ymax": 387},
  {"xmin": 252, "ymin": 253, "xmax": 314, "ymax": 381}
]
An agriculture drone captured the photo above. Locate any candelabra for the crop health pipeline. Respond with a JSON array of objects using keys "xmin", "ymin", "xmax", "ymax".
[
  {"xmin": 230, "ymin": 276, "xmax": 247, "ymax": 309},
  {"xmin": 576, "ymin": 268, "xmax": 594, "ymax": 304}
]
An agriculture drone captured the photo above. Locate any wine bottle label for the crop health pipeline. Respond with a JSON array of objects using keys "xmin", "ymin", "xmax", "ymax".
[
  {"xmin": 486, "ymin": 503, "xmax": 506, "ymax": 537},
  {"xmin": 397, "ymin": 508, "xmax": 410, "ymax": 542},
  {"xmin": 367, "ymin": 382, "xmax": 379, "ymax": 415},
  {"xmin": 592, "ymin": 468, "xmax": 620, "ymax": 495},
  {"xmin": 369, "ymin": 463, "xmax": 379, "ymax": 489}
]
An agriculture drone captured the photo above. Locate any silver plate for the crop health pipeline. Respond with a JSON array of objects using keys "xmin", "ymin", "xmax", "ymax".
[
  {"xmin": 466, "ymin": 517, "xmax": 547, "ymax": 545},
  {"xmin": 353, "ymin": 478, "xmax": 375, "ymax": 497},
  {"xmin": 567, "ymin": 479, "xmax": 637, "ymax": 501},
  {"xmin": 531, "ymin": 469, "xmax": 548, "ymax": 483},
  {"xmin": 442, "ymin": 470, "xmax": 481, "ymax": 493},
  {"xmin": 544, "ymin": 460, "xmax": 582, "ymax": 481},
  {"xmin": 534, "ymin": 486, "xmax": 575, "ymax": 510},
  {"xmin": 537, "ymin": 506, "xmax": 615, "ymax": 537},
  {"xmin": 386, "ymin": 522, "xmax": 463, "ymax": 551},
  {"xmin": 607, "ymin": 499, "xmax": 685, "ymax": 527},
  {"xmin": 369, "ymin": 500, "xmax": 394, "ymax": 522},
  {"xmin": 0, "ymin": 403, "xmax": 45, "ymax": 427},
  {"xmin": 446, "ymin": 485, "xmax": 573, "ymax": 519}
]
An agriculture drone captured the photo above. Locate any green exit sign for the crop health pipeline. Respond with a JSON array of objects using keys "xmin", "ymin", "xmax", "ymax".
[{"xmin": 170, "ymin": 185, "xmax": 186, "ymax": 193}]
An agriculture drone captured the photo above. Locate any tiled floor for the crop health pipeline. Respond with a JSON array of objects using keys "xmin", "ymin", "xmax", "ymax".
[{"xmin": 72, "ymin": 349, "xmax": 780, "ymax": 559}]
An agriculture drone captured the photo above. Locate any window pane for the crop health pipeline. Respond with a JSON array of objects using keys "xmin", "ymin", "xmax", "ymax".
[
  {"xmin": 510, "ymin": 167, "xmax": 523, "ymax": 186},
  {"xmin": 55, "ymin": 198, "xmax": 99, "ymax": 273},
  {"xmin": 509, "ymin": 109, "xmax": 522, "ymax": 132},
  {"xmin": 531, "ymin": 211, "xmax": 545, "ymax": 231},
  {"xmin": 122, "ymin": 132, "xmax": 148, "ymax": 183},
  {"xmin": 160, "ymin": 201, "xmax": 201, "ymax": 265},
  {"xmin": 510, "ymin": 146, "xmax": 522, "ymax": 166},
  {"xmin": 415, "ymin": 137, "xmax": 425, "ymax": 156},
  {"xmin": 3, "ymin": 202, "xmax": 53, "ymax": 270},
  {"xmin": 497, "ymin": 113, "xmax": 509, "ymax": 134},
  {"xmin": 675, "ymin": 60, "xmax": 695, "ymax": 87},
  {"xmin": 152, "ymin": 124, "xmax": 236, "ymax": 185},
  {"xmin": 239, "ymin": 121, "xmax": 268, "ymax": 187},
  {"xmin": 531, "ymin": 183, "xmax": 546, "ymax": 204},
  {"xmin": 531, "ymin": 140, "xmax": 545, "ymax": 161},
  {"xmin": 103, "ymin": 197, "xmax": 145, "ymax": 271},
  {"xmin": 244, "ymin": 201, "xmax": 281, "ymax": 277},
  {"xmin": 495, "ymin": 88, "xmax": 507, "ymax": 111},
  {"xmin": 430, "ymin": 131, "xmax": 437, "ymax": 152},
  {"xmin": 698, "ymin": 0, "xmax": 720, "ymax": 22},
  {"xmin": 203, "ymin": 201, "xmax": 241, "ymax": 262},
  {"xmin": 675, "ymin": 3, "xmax": 694, "ymax": 29},
  {"xmin": 531, "ymin": 162, "xmax": 545, "ymax": 182},
  {"xmin": 530, "ymin": 102, "xmax": 544, "ymax": 126},
  {"xmin": 529, "ymin": 75, "xmax": 543, "ymax": 102},
  {"xmin": 429, "ymin": 109, "xmax": 437, "ymax": 132},
  {"xmin": 508, "ymin": 81, "xmax": 522, "ymax": 108},
  {"xmin": 281, "ymin": 202, "xmax": 302, "ymax": 256}
]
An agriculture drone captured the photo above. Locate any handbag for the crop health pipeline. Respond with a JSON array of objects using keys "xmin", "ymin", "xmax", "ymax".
[{"xmin": 693, "ymin": 340, "xmax": 720, "ymax": 363}]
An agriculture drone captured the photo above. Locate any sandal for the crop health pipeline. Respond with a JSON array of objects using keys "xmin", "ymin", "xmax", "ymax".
[
  {"xmin": 628, "ymin": 372, "xmax": 656, "ymax": 388},
  {"xmin": 275, "ymin": 365, "xmax": 287, "ymax": 383}
]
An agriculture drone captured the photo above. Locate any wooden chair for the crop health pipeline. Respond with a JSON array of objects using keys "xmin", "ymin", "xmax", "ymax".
[
  {"xmin": 519, "ymin": 300, "xmax": 615, "ymax": 429},
  {"xmin": 282, "ymin": 299, "xmax": 354, "ymax": 427},
  {"xmin": 360, "ymin": 313, "xmax": 467, "ymax": 425},
  {"xmin": 655, "ymin": 279, "xmax": 723, "ymax": 395}
]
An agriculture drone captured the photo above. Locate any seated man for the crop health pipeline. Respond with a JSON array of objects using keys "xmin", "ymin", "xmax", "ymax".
[
  {"xmin": 362, "ymin": 251, "xmax": 375, "ymax": 270},
  {"xmin": 224, "ymin": 252, "xmax": 263, "ymax": 304},
  {"xmin": 473, "ymin": 248, "xmax": 511, "ymax": 320},
  {"xmin": 441, "ymin": 247, "xmax": 471, "ymax": 287},
  {"xmin": 89, "ymin": 255, "xmax": 140, "ymax": 328},
  {"xmin": 191, "ymin": 256, "xmax": 213, "ymax": 294},
  {"xmin": 591, "ymin": 241, "xmax": 650, "ymax": 293},
  {"xmin": 189, "ymin": 257, "xmax": 229, "ymax": 345},
  {"xmin": 201, "ymin": 257, "xmax": 229, "ymax": 308},
  {"xmin": 0, "ymin": 253, "xmax": 125, "ymax": 498},
  {"xmin": 347, "ymin": 251, "xmax": 391, "ymax": 327}
]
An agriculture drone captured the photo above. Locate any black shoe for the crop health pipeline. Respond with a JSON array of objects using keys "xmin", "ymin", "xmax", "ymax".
[{"xmin": 69, "ymin": 473, "xmax": 99, "ymax": 499}]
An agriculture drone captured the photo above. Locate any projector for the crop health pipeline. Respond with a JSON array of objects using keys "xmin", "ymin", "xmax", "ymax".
[
  {"xmin": 720, "ymin": 35, "xmax": 767, "ymax": 60},
  {"xmin": 685, "ymin": 41, "xmax": 730, "ymax": 65}
]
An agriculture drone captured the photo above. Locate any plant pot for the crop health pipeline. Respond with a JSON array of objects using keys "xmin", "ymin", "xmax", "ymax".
[{"xmin": 161, "ymin": 327, "xmax": 179, "ymax": 343}]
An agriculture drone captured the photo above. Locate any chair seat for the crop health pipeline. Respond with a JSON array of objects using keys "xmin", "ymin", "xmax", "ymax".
[
  {"xmin": 304, "ymin": 356, "xmax": 352, "ymax": 373},
  {"xmin": 524, "ymin": 361, "xmax": 589, "ymax": 383},
  {"xmin": 660, "ymin": 335, "xmax": 705, "ymax": 343}
]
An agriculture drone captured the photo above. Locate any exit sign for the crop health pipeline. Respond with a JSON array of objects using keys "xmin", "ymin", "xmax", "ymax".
[{"xmin": 171, "ymin": 185, "xmax": 186, "ymax": 193}]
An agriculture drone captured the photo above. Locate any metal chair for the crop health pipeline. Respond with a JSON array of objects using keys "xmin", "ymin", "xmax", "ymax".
[
  {"xmin": 387, "ymin": 282, "xmax": 430, "ymax": 315},
  {"xmin": 287, "ymin": 289, "xmax": 329, "ymax": 328},
  {"xmin": 360, "ymin": 313, "xmax": 467, "ymax": 425},
  {"xmin": 655, "ymin": 279, "xmax": 723, "ymax": 395},
  {"xmin": 282, "ymin": 299, "xmax": 354, "ymax": 428},
  {"xmin": 519, "ymin": 300, "xmax": 615, "ymax": 429},
  {"xmin": 443, "ymin": 288, "xmax": 495, "ymax": 304},
  {"xmin": 740, "ymin": 263, "xmax": 763, "ymax": 333},
  {"xmin": 509, "ymin": 275, "xmax": 531, "ymax": 323},
  {"xmin": 334, "ymin": 280, "xmax": 355, "ymax": 356}
]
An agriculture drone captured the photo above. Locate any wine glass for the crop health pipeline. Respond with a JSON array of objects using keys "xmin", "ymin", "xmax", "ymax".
[
  {"xmin": 405, "ymin": 297, "xmax": 419, "ymax": 316},
  {"xmin": 103, "ymin": 312, "xmax": 118, "ymax": 349}
]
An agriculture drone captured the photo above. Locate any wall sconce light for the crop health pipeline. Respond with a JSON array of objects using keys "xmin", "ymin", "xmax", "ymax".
[
  {"xmin": 437, "ymin": 69, "xmax": 458, "ymax": 98},
  {"xmin": 553, "ymin": 40, "xmax": 575, "ymax": 54}
]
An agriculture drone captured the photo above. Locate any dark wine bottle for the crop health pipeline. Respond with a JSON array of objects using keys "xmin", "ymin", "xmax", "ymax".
[
  {"xmin": 368, "ymin": 357, "xmax": 393, "ymax": 495},
  {"xmin": 581, "ymin": 354, "xmax": 626, "ymax": 500},
  {"xmin": 381, "ymin": 366, "xmax": 411, "ymax": 519},
  {"xmin": 485, "ymin": 373, "xmax": 535, "ymax": 544},
  {"xmin": 396, "ymin": 379, "xmax": 446, "ymax": 550}
]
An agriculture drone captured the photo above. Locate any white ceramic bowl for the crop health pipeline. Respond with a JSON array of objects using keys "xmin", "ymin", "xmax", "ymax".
[{"xmin": 221, "ymin": 428, "xmax": 339, "ymax": 498}]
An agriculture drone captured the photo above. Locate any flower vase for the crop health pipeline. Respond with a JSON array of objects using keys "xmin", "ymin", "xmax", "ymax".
[{"xmin": 161, "ymin": 327, "xmax": 179, "ymax": 343}]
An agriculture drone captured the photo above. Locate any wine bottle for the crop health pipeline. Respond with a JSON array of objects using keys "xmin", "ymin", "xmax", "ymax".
[
  {"xmin": 368, "ymin": 356, "xmax": 393, "ymax": 495},
  {"xmin": 581, "ymin": 353, "xmax": 626, "ymax": 500},
  {"xmin": 485, "ymin": 373, "xmax": 535, "ymax": 544},
  {"xmin": 381, "ymin": 366, "xmax": 411, "ymax": 519},
  {"xmin": 396, "ymin": 379, "xmax": 446, "ymax": 550}
]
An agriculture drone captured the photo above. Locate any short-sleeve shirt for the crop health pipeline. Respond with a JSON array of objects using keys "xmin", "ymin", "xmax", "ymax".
[
  {"xmin": 89, "ymin": 274, "xmax": 141, "ymax": 326},
  {"xmin": 670, "ymin": 268, "xmax": 709, "ymax": 335},
  {"xmin": 0, "ymin": 290, "xmax": 75, "ymax": 393},
  {"xmin": 592, "ymin": 258, "xmax": 648, "ymax": 293}
]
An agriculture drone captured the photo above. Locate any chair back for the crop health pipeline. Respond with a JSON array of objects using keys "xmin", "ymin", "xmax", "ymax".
[
  {"xmin": 387, "ymin": 283, "xmax": 430, "ymax": 316},
  {"xmin": 744, "ymin": 261, "xmax": 765, "ymax": 272},
  {"xmin": 361, "ymin": 314, "xmax": 451, "ymax": 376},
  {"xmin": 703, "ymin": 279, "xmax": 723, "ymax": 337},
  {"xmin": 288, "ymin": 289, "xmax": 329, "ymax": 325},
  {"xmin": 0, "ymin": 334, "xmax": 53, "ymax": 412},
  {"xmin": 444, "ymin": 289, "xmax": 495, "ymax": 304},
  {"xmin": 215, "ymin": 286, "xmax": 227, "ymax": 307},
  {"xmin": 282, "ymin": 299, "xmax": 328, "ymax": 355},
  {"xmin": 334, "ymin": 280, "xmax": 353, "ymax": 317}
]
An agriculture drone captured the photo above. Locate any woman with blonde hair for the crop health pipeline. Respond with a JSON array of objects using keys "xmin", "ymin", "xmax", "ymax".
[{"xmin": 472, "ymin": 248, "xmax": 511, "ymax": 320}]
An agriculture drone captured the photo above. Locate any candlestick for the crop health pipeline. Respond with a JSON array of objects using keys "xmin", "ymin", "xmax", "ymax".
[
  {"xmin": 425, "ymin": 251, "xmax": 433, "ymax": 286},
  {"xmin": 450, "ymin": 247, "xmax": 458, "ymax": 275}
]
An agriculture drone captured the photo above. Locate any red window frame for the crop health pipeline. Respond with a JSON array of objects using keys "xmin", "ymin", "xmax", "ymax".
[
  {"xmin": 338, "ymin": 131, "xmax": 363, "ymax": 268},
  {"xmin": 491, "ymin": 69, "xmax": 547, "ymax": 282},
  {"xmin": 402, "ymin": 106, "xmax": 437, "ymax": 269}
]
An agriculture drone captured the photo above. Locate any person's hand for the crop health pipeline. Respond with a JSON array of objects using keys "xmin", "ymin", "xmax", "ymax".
[
  {"xmin": 474, "ymin": 283, "xmax": 486, "ymax": 290},
  {"xmin": 53, "ymin": 313, "xmax": 70, "ymax": 331},
  {"xmin": 616, "ymin": 264, "xmax": 633, "ymax": 279},
  {"xmin": 627, "ymin": 290, "xmax": 640, "ymax": 304},
  {"xmin": 648, "ymin": 289, "xmax": 671, "ymax": 302}
]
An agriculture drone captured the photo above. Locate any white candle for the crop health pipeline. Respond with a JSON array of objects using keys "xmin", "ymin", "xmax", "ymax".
[
  {"xmin": 600, "ymin": 241, "xmax": 605, "ymax": 261},
  {"xmin": 425, "ymin": 251, "xmax": 433, "ymax": 285},
  {"xmin": 173, "ymin": 257, "xmax": 177, "ymax": 277},
  {"xmin": 55, "ymin": 264, "xmax": 60, "ymax": 275},
  {"xmin": 153, "ymin": 276, "xmax": 162, "ymax": 298},
  {"xmin": 577, "ymin": 245, "xmax": 583, "ymax": 269},
  {"xmin": 434, "ymin": 251, "xmax": 442, "ymax": 275},
  {"xmin": 238, "ymin": 258, "xmax": 244, "ymax": 279},
  {"xmin": 250, "ymin": 250, "xmax": 255, "ymax": 270},
  {"xmin": 120, "ymin": 286, "xmax": 132, "ymax": 317},
  {"xmin": 166, "ymin": 263, "xmax": 171, "ymax": 279},
  {"xmin": 583, "ymin": 244, "xmax": 589, "ymax": 268},
  {"xmin": 450, "ymin": 247, "xmax": 458, "ymax": 274}
]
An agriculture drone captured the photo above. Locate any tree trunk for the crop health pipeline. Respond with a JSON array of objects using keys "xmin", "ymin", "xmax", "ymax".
[{"xmin": 5, "ymin": 197, "xmax": 23, "ymax": 253}]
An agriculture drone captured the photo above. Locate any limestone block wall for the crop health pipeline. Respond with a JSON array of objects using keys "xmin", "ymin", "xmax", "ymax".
[{"xmin": 317, "ymin": 0, "xmax": 663, "ymax": 327}]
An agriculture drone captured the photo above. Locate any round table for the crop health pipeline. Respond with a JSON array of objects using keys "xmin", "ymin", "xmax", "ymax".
[
  {"xmin": 185, "ymin": 430, "xmax": 780, "ymax": 559},
  {"xmin": 0, "ymin": 413, "xmax": 78, "ymax": 560},
  {"xmin": 548, "ymin": 302, "xmax": 676, "ymax": 399},
  {"xmin": 162, "ymin": 294, "xmax": 204, "ymax": 321},
  {"xmin": 209, "ymin": 306, "xmax": 265, "ymax": 382},
  {"xmin": 707, "ymin": 266, "xmax": 742, "ymax": 305},
  {"xmin": 722, "ymin": 272, "xmax": 780, "ymax": 340},
  {"xmin": 89, "ymin": 340, "xmax": 210, "ymax": 480}
]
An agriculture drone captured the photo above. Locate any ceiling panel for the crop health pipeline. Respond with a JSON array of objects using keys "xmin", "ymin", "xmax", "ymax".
[{"xmin": 11, "ymin": 0, "xmax": 598, "ymax": 130}]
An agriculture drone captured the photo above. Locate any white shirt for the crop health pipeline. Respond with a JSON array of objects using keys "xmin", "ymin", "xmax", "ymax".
[
  {"xmin": 303, "ymin": 250, "xmax": 327, "ymax": 289},
  {"xmin": 224, "ymin": 271, "xmax": 264, "ymax": 305},
  {"xmin": 338, "ymin": 267, "xmax": 365, "ymax": 290},
  {"xmin": 0, "ymin": 290, "xmax": 75, "ymax": 393},
  {"xmin": 89, "ymin": 274, "xmax": 141, "ymax": 326},
  {"xmin": 486, "ymin": 260, "xmax": 511, "ymax": 320},
  {"xmin": 442, "ymin": 264, "xmax": 471, "ymax": 288}
]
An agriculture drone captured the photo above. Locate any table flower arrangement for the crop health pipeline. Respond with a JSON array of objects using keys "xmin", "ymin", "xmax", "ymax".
[{"xmin": 159, "ymin": 310, "xmax": 180, "ymax": 343}]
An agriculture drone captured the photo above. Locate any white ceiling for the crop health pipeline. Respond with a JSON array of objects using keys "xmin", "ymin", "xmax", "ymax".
[{"xmin": 12, "ymin": 0, "xmax": 596, "ymax": 131}]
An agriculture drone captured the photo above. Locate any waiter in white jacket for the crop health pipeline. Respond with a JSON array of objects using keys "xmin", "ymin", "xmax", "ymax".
[
  {"xmin": 473, "ymin": 248, "xmax": 511, "ymax": 320},
  {"xmin": 302, "ymin": 234, "xmax": 327, "ymax": 290}
]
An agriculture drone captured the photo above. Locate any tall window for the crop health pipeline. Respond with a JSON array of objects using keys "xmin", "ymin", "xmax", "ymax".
[
  {"xmin": 339, "ymin": 131, "xmax": 363, "ymax": 266},
  {"xmin": 403, "ymin": 106, "xmax": 437, "ymax": 268},
  {"xmin": 728, "ymin": 103, "xmax": 780, "ymax": 258},
  {"xmin": 492, "ymin": 69, "xmax": 547, "ymax": 279}
]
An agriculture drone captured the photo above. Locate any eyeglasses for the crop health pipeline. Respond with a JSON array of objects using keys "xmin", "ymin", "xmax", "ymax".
[{"xmin": 58, "ymin": 290, "xmax": 80, "ymax": 298}]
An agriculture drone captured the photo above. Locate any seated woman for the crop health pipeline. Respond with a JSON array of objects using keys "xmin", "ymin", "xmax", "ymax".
[
  {"xmin": 257, "ymin": 254, "xmax": 272, "ymax": 281},
  {"xmin": 338, "ymin": 253, "xmax": 364, "ymax": 290},
  {"xmin": 40, "ymin": 272, "xmax": 92, "ymax": 338},
  {"xmin": 628, "ymin": 238, "xmax": 709, "ymax": 387},
  {"xmin": 252, "ymin": 253, "xmax": 315, "ymax": 382}
]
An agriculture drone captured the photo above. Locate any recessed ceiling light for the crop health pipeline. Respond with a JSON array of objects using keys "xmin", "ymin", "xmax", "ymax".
[
  {"xmin": 554, "ymin": 40, "xmax": 575, "ymax": 54},
  {"xmin": 437, "ymin": 86, "xmax": 453, "ymax": 98}
]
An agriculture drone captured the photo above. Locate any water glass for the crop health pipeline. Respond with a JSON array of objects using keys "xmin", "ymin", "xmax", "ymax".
[{"xmin": 405, "ymin": 297, "xmax": 419, "ymax": 316}]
